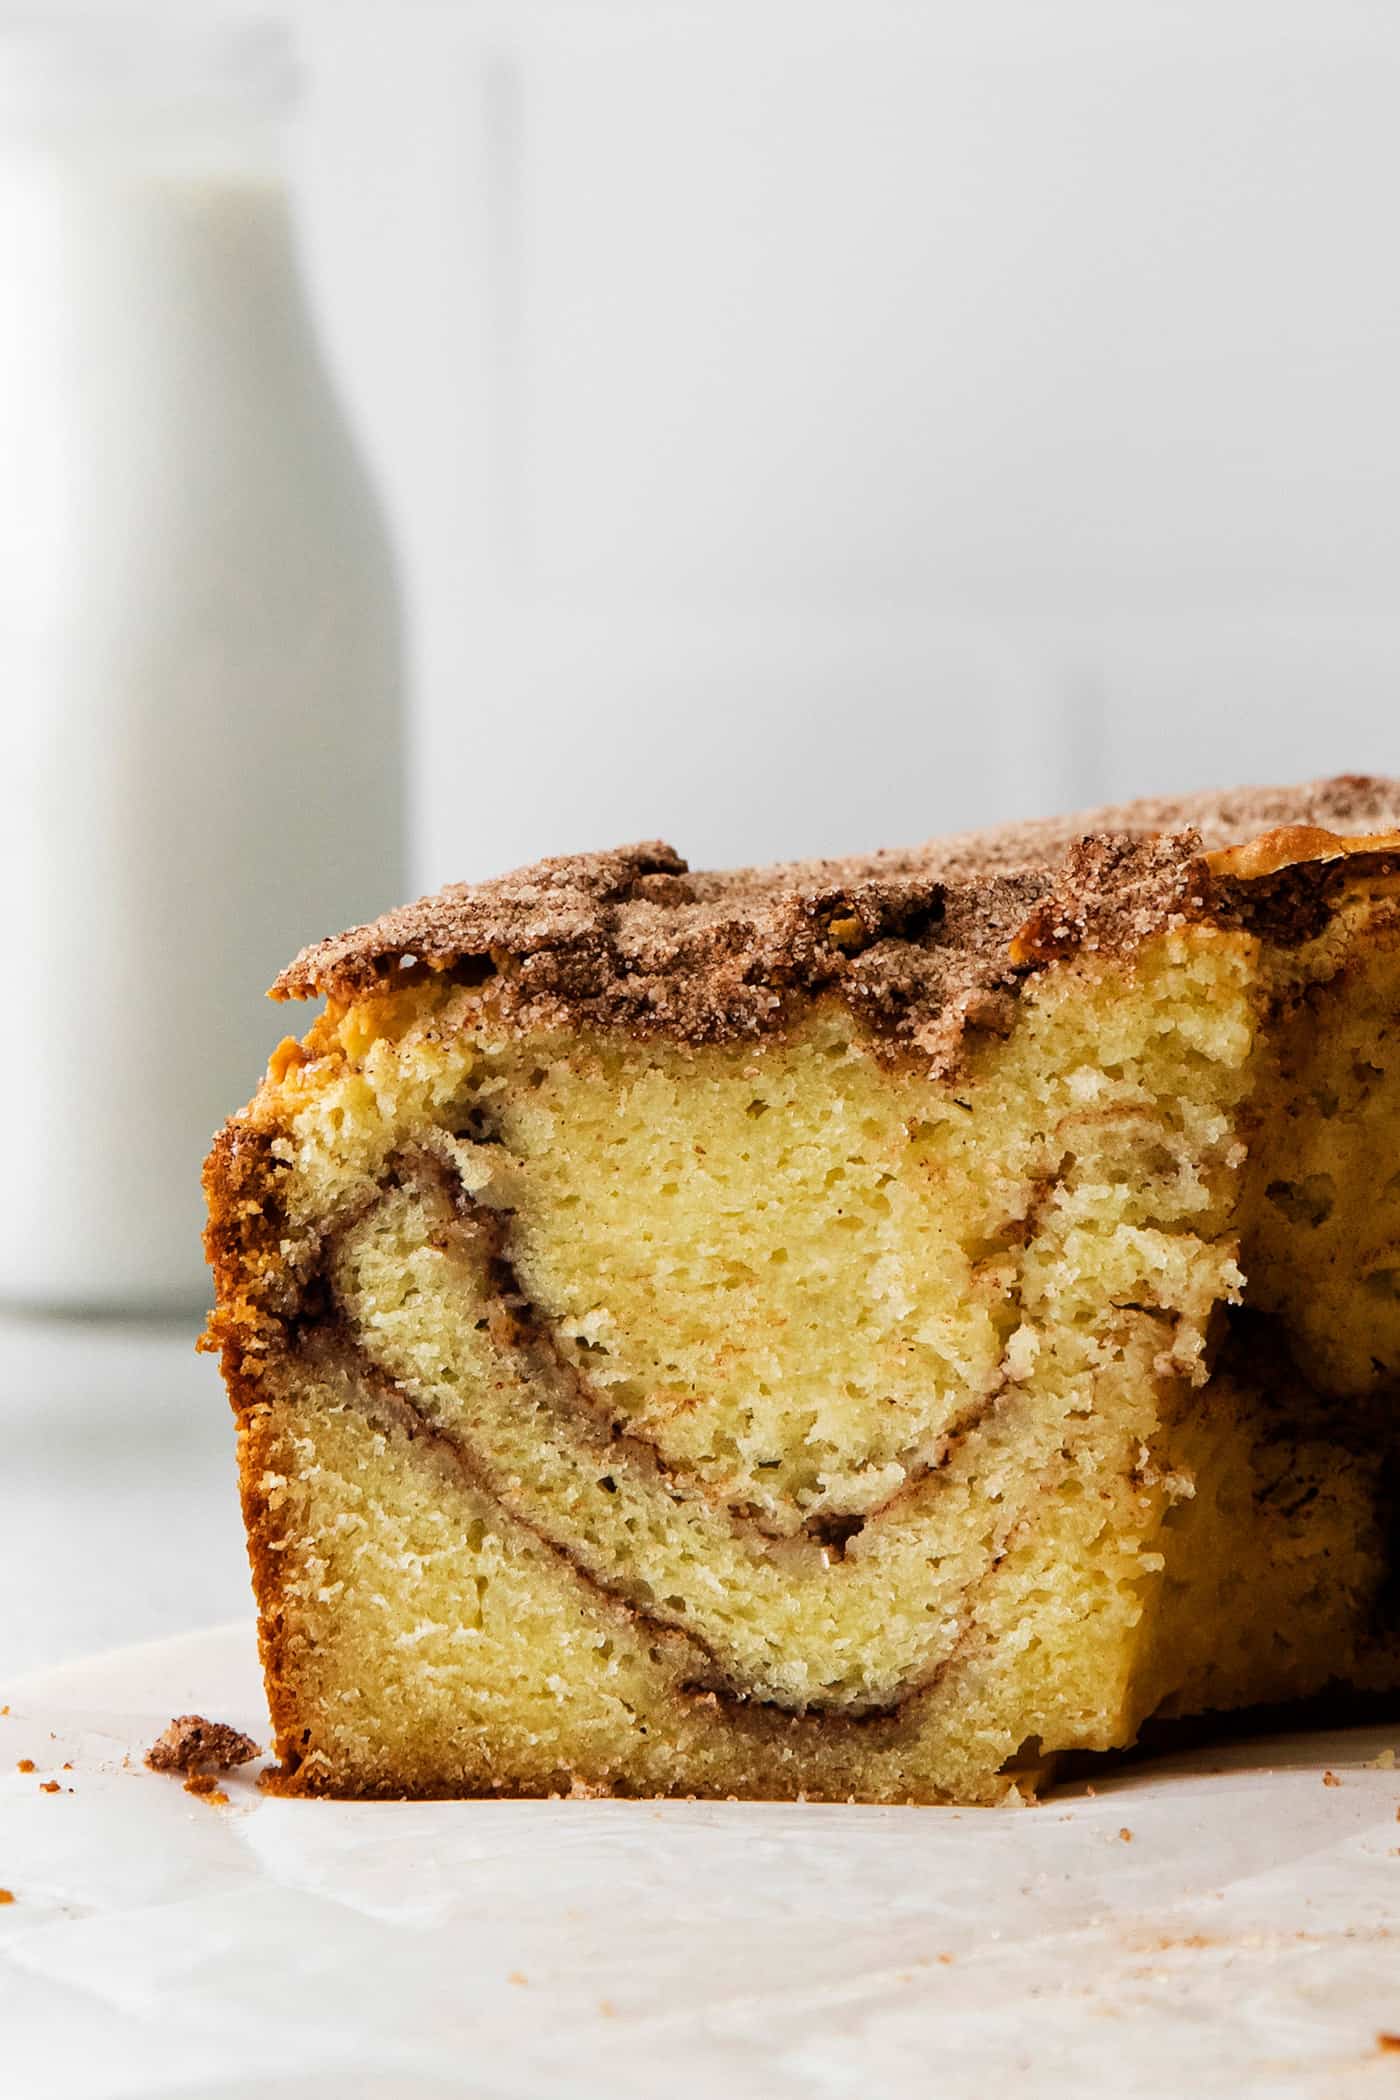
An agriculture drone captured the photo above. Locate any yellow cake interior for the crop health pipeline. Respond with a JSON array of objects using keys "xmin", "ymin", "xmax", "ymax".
[{"xmin": 224, "ymin": 881, "xmax": 1400, "ymax": 1801}]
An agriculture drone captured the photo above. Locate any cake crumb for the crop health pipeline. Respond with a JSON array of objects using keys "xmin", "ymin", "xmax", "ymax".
[
  {"xmin": 15, "ymin": 1760, "xmax": 34, "ymax": 1774},
  {"xmin": 508, "ymin": 1971, "xmax": 528, "ymax": 1987},
  {"xmin": 39, "ymin": 1781, "xmax": 60, "ymax": 1795},
  {"xmin": 145, "ymin": 1715, "xmax": 258, "ymax": 1778},
  {"xmin": 1322, "ymin": 1770, "xmax": 1341, "ymax": 1788},
  {"xmin": 1377, "ymin": 2033, "xmax": 1400, "ymax": 2054},
  {"xmin": 182, "ymin": 1773, "xmax": 230, "ymax": 1806},
  {"xmin": 1119, "ymin": 1827, "xmax": 1133, "ymax": 1842},
  {"xmin": 0, "ymin": 1889, "xmax": 13, "ymax": 1904}
]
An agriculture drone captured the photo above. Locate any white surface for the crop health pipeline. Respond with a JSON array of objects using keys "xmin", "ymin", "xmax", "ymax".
[
  {"xmin": 3, "ymin": 1625, "xmax": 1400, "ymax": 2098},
  {"xmin": 0, "ymin": 1315, "xmax": 251, "ymax": 1679}
]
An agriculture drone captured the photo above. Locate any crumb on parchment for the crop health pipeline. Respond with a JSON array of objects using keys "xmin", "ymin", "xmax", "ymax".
[
  {"xmin": 182, "ymin": 1773, "xmax": 231, "ymax": 1807},
  {"xmin": 15, "ymin": 1761, "xmax": 33, "ymax": 1775},
  {"xmin": 145, "ymin": 1715, "xmax": 259, "ymax": 1778}
]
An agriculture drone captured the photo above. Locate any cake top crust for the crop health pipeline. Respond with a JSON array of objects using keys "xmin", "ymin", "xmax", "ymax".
[{"xmin": 273, "ymin": 774, "xmax": 1400, "ymax": 1067}]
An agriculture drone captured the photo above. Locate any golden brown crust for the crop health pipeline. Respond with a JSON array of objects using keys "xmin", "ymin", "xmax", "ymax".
[
  {"xmin": 236, "ymin": 1398, "xmax": 305, "ymax": 1780},
  {"xmin": 1205, "ymin": 822, "xmax": 1400, "ymax": 880},
  {"xmin": 201, "ymin": 1125, "xmax": 312, "ymax": 1775}
]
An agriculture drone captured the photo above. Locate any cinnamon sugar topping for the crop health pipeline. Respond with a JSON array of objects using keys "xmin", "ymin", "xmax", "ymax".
[{"xmin": 272, "ymin": 776, "xmax": 1400, "ymax": 1062}]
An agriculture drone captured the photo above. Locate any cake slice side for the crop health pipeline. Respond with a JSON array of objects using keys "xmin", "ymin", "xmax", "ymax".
[{"xmin": 205, "ymin": 778, "xmax": 1400, "ymax": 1801}]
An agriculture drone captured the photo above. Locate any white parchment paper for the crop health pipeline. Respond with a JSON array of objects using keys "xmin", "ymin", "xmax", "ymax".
[{"xmin": 3, "ymin": 1625, "xmax": 1399, "ymax": 2099}]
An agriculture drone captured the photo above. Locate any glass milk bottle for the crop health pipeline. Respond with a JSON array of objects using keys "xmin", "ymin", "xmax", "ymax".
[{"xmin": 0, "ymin": 20, "xmax": 404, "ymax": 1311}]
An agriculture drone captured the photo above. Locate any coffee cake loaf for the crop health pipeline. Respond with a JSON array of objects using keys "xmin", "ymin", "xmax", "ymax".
[{"xmin": 204, "ymin": 776, "xmax": 1400, "ymax": 1801}]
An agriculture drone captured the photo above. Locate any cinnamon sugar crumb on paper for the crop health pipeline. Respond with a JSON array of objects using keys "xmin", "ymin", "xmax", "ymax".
[
  {"xmin": 0, "ymin": 1889, "xmax": 13, "ymax": 1905},
  {"xmin": 145, "ymin": 1715, "xmax": 258, "ymax": 1778},
  {"xmin": 181, "ymin": 1772, "xmax": 232, "ymax": 1804},
  {"xmin": 1119, "ymin": 1827, "xmax": 1134, "ymax": 1842},
  {"xmin": 15, "ymin": 1760, "xmax": 33, "ymax": 1774},
  {"xmin": 1378, "ymin": 2034, "xmax": 1400, "ymax": 2054},
  {"xmin": 183, "ymin": 1776, "xmax": 230, "ymax": 1806},
  {"xmin": 38, "ymin": 1781, "xmax": 60, "ymax": 1795},
  {"xmin": 1322, "ymin": 1770, "xmax": 1342, "ymax": 1787}
]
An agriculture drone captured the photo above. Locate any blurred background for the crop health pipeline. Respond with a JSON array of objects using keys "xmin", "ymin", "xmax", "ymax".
[
  {"xmin": 305, "ymin": 0, "xmax": 1400, "ymax": 875},
  {"xmin": 5, "ymin": 0, "xmax": 1400, "ymax": 1679}
]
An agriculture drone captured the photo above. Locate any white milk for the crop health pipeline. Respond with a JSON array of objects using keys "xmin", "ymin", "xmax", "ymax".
[{"xmin": 0, "ymin": 23, "xmax": 403, "ymax": 1310}]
